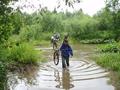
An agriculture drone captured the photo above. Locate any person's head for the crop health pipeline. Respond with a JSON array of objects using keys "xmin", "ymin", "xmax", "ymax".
[
  {"xmin": 64, "ymin": 35, "xmax": 68, "ymax": 40},
  {"xmin": 63, "ymin": 39, "xmax": 68, "ymax": 45},
  {"xmin": 64, "ymin": 33, "xmax": 69, "ymax": 40}
]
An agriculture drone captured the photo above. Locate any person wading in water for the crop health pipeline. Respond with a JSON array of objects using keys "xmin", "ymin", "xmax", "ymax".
[{"xmin": 60, "ymin": 38, "xmax": 73, "ymax": 69}]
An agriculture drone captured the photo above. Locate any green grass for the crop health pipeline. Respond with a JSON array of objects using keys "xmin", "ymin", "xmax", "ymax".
[
  {"xmin": 0, "ymin": 42, "xmax": 45, "ymax": 70},
  {"xmin": 8, "ymin": 43, "xmax": 40, "ymax": 64},
  {"xmin": 94, "ymin": 53, "xmax": 120, "ymax": 71},
  {"xmin": 80, "ymin": 39, "xmax": 115, "ymax": 44},
  {"xmin": 93, "ymin": 42, "xmax": 120, "ymax": 71},
  {"xmin": 93, "ymin": 52, "xmax": 120, "ymax": 88},
  {"xmin": 98, "ymin": 42, "xmax": 120, "ymax": 53},
  {"xmin": 92, "ymin": 42, "xmax": 120, "ymax": 86}
]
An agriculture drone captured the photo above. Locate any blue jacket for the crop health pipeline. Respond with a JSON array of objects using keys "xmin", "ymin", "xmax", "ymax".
[{"xmin": 60, "ymin": 44, "xmax": 73, "ymax": 57}]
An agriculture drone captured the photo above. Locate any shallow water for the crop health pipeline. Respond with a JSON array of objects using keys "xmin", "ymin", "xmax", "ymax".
[{"xmin": 8, "ymin": 44, "xmax": 115, "ymax": 90}]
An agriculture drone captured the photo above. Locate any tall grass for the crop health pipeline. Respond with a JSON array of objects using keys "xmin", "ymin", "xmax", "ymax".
[
  {"xmin": 98, "ymin": 42, "xmax": 120, "ymax": 53},
  {"xmin": 94, "ymin": 53, "xmax": 120, "ymax": 71},
  {"xmin": 94, "ymin": 42, "xmax": 120, "ymax": 71},
  {"xmin": 92, "ymin": 47, "xmax": 120, "ymax": 88},
  {"xmin": 0, "ymin": 42, "xmax": 44, "ymax": 65},
  {"xmin": 92, "ymin": 42, "xmax": 120, "ymax": 87},
  {"xmin": 8, "ymin": 43, "xmax": 39, "ymax": 64}
]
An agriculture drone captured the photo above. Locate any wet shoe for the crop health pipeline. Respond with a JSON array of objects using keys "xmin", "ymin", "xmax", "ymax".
[
  {"xmin": 62, "ymin": 66, "xmax": 66, "ymax": 68},
  {"xmin": 62, "ymin": 67, "xmax": 66, "ymax": 69},
  {"xmin": 62, "ymin": 67, "xmax": 66, "ymax": 71}
]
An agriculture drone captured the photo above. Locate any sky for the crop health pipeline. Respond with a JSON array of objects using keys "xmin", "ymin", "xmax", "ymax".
[{"xmin": 12, "ymin": 0, "xmax": 106, "ymax": 16}]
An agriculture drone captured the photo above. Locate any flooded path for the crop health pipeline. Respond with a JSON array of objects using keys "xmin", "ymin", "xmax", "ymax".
[{"xmin": 8, "ymin": 44, "xmax": 115, "ymax": 90}]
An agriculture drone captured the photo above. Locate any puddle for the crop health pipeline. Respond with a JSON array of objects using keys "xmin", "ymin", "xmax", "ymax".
[{"xmin": 8, "ymin": 44, "xmax": 115, "ymax": 90}]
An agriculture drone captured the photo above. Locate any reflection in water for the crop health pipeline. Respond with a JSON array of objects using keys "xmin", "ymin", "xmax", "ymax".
[
  {"xmin": 55, "ymin": 69, "xmax": 74, "ymax": 90},
  {"xmin": 62, "ymin": 69, "xmax": 74, "ymax": 89},
  {"xmin": 8, "ymin": 65, "xmax": 39, "ymax": 90},
  {"xmin": 54, "ymin": 69, "xmax": 61, "ymax": 88}
]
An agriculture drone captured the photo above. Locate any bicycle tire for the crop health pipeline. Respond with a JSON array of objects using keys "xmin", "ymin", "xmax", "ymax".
[{"xmin": 53, "ymin": 50, "xmax": 59, "ymax": 65}]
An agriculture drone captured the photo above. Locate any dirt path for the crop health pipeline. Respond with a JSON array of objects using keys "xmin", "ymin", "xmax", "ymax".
[{"xmin": 8, "ymin": 44, "xmax": 115, "ymax": 90}]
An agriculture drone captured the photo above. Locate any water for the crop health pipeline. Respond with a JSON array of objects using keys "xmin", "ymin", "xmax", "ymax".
[{"xmin": 8, "ymin": 44, "xmax": 115, "ymax": 90}]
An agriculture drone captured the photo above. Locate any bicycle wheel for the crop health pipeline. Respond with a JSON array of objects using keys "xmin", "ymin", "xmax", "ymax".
[{"xmin": 53, "ymin": 50, "xmax": 59, "ymax": 65}]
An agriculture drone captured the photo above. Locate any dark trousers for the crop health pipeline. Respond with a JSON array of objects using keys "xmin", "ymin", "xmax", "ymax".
[{"xmin": 62, "ymin": 56, "xmax": 69, "ymax": 68}]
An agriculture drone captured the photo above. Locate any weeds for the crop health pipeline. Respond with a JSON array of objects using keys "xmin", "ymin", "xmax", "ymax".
[
  {"xmin": 94, "ymin": 53, "xmax": 120, "ymax": 71},
  {"xmin": 98, "ymin": 42, "xmax": 120, "ymax": 53},
  {"xmin": 8, "ymin": 43, "xmax": 39, "ymax": 64}
]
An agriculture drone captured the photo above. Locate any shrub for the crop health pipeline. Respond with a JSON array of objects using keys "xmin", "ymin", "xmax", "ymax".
[
  {"xmin": 8, "ymin": 43, "xmax": 39, "ymax": 64},
  {"xmin": 94, "ymin": 53, "xmax": 120, "ymax": 72},
  {"xmin": 98, "ymin": 42, "xmax": 120, "ymax": 53}
]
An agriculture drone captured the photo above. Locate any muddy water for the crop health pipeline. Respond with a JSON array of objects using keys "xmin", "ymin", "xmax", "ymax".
[{"xmin": 8, "ymin": 44, "xmax": 115, "ymax": 90}]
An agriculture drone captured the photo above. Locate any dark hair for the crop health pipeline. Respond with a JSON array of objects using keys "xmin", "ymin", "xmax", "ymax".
[
  {"xmin": 63, "ymin": 39, "xmax": 68, "ymax": 43},
  {"xmin": 64, "ymin": 34, "xmax": 68, "ymax": 38}
]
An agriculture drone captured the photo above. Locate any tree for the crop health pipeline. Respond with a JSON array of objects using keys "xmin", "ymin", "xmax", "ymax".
[
  {"xmin": 0, "ymin": 0, "xmax": 17, "ymax": 44},
  {"xmin": 106, "ymin": 0, "xmax": 120, "ymax": 41}
]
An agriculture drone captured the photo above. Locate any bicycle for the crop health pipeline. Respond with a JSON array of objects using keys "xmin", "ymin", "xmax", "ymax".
[{"xmin": 53, "ymin": 49, "xmax": 59, "ymax": 65}]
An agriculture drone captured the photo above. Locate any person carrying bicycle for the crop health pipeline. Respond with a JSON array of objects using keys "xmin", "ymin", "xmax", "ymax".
[
  {"xmin": 60, "ymin": 39, "xmax": 73, "ymax": 69},
  {"xmin": 51, "ymin": 33, "xmax": 60, "ymax": 49}
]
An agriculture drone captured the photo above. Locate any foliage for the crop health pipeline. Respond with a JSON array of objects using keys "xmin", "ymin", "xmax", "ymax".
[
  {"xmin": 94, "ymin": 53, "xmax": 120, "ymax": 72},
  {"xmin": 0, "ymin": 0, "xmax": 16, "ymax": 44},
  {"xmin": 93, "ymin": 41, "xmax": 120, "ymax": 79},
  {"xmin": 98, "ymin": 42, "xmax": 120, "ymax": 53},
  {"xmin": 0, "ymin": 42, "xmax": 41, "ymax": 64},
  {"xmin": 16, "ymin": 9, "xmax": 119, "ymax": 42},
  {"xmin": 94, "ymin": 0, "xmax": 120, "ymax": 41},
  {"xmin": 11, "ymin": 10, "xmax": 23, "ymax": 34},
  {"xmin": 0, "ymin": 15, "xmax": 14, "ymax": 44},
  {"xmin": 8, "ymin": 43, "xmax": 39, "ymax": 64},
  {"xmin": 42, "ymin": 12, "xmax": 62, "ymax": 32},
  {"xmin": 80, "ymin": 39, "xmax": 111, "ymax": 44}
]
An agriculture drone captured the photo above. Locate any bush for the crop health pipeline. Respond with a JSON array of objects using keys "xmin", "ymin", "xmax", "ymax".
[
  {"xmin": 8, "ymin": 43, "xmax": 39, "ymax": 64},
  {"xmin": 94, "ymin": 53, "xmax": 120, "ymax": 72},
  {"xmin": 80, "ymin": 39, "xmax": 104, "ymax": 44},
  {"xmin": 98, "ymin": 42, "xmax": 120, "ymax": 53}
]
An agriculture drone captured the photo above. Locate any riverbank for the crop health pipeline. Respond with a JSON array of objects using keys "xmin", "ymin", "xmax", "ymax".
[
  {"xmin": 91, "ymin": 42, "xmax": 120, "ymax": 90},
  {"xmin": 92, "ymin": 52, "xmax": 120, "ymax": 90},
  {"xmin": 0, "ymin": 42, "xmax": 46, "ymax": 90}
]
